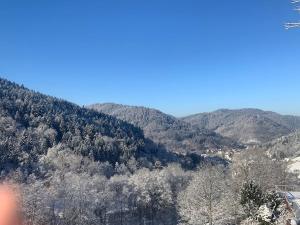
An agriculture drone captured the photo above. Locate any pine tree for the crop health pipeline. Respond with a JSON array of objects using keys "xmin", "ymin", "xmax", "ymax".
[{"xmin": 240, "ymin": 180, "xmax": 265, "ymax": 219}]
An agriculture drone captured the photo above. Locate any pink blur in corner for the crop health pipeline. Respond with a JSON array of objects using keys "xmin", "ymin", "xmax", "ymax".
[{"xmin": 0, "ymin": 185, "xmax": 22, "ymax": 225}]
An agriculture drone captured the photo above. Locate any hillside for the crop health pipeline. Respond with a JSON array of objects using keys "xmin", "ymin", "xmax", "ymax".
[
  {"xmin": 256, "ymin": 130, "xmax": 300, "ymax": 158},
  {"xmin": 0, "ymin": 78, "xmax": 147, "ymax": 172},
  {"xmin": 250, "ymin": 130, "xmax": 300, "ymax": 178},
  {"xmin": 183, "ymin": 109, "xmax": 300, "ymax": 144},
  {"xmin": 88, "ymin": 103, "xmax": 241, "ymax": 154}
]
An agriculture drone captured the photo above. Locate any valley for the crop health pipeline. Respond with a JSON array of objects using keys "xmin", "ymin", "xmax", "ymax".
[{"xmin": 1, "ymin": 78, "xmax": 300, "ymax": 225}]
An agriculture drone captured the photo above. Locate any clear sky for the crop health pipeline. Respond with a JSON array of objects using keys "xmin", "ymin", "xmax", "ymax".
[{"xmin": 1, "ymin": 0, "xmax": 300, "ymax": 117}]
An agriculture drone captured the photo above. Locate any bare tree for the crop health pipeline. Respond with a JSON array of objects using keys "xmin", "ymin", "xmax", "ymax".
[
  {"xmin": 286, "ymin": 0, "xmax": 300, "ymax": 29},
  {"xmin": 177, "ymin": 165, "xmax": 231, "ymax": 225}
]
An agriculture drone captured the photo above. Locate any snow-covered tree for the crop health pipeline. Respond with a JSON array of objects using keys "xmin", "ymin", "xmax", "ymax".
[
  {"xmin": 177, "ymin": 165, "xmax": 230, "ymax": 225},
  {"xmin": 130, "ymin": 168, "xmax": 173, "ymax": 225},
  {"xmin": 231, "ymin": 149, "xmax": 290, "ymax": 192},
  {"xmin": 160, "ymin": 164, "xmax": 192, "ymax": 198},
  {"xmin": 240, "ymin": 181, "xmax": 265, "ymax": 220},
  {"xmin": 108, "ymin": 175, "xmax": 133, "ymax": 225},
  {"xmin": 22, "ymin": 178, "xmax": 55, "ymax": 225}
]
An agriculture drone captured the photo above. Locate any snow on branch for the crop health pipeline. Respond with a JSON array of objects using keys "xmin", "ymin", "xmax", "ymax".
[
  {"xmin": 285, "ymin": 22, "xmax": 300, "ymax": 29},
  {"xmin": 286, "ymin": 0, "xmax": 300, "ymax": 29}
]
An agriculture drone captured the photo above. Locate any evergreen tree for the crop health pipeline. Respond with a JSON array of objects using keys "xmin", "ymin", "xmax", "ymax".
[{"xmin": 240, "ymin": 181, "xmax": 265, "ymax": 219}]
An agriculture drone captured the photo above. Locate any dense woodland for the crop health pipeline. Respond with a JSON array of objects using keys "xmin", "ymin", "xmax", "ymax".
[
  {"xmin": 0, "ymin": 79, "xmax": 148, "ymax": 171},
  {"xmin": 183, "ymin": 109, "xmax": 300, "ymax": 144},
  {"xmin": 89, "ymin": 103, "xmax": 241, "ymax": 154},
  {"xmin": 16, "ymin": 149, "xmax": 298, "ymax": 225},
  {"xmin": 1, "ymin": 78, "xmax": 300, "ymax": 225}
]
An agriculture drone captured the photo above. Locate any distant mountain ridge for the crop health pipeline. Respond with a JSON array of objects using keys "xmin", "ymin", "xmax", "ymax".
[
  {"xmin": 88, "ymin": 103, "xmax": 242, "ymax": 154},
  {"xmin": 182, "ymin": 108, "xmax": 300, "ymax": 144}
]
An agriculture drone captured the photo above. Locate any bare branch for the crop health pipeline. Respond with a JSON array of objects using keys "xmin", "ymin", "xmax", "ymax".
[
  {"xmin": 286, "ymin": 0, "xmax": 300, "ymax": 29},
  {"xmin": 285, "ymin": 22, "xmax": 300, "ymax": 29}
]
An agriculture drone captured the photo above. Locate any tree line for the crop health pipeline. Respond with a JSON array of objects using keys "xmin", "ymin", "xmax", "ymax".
[{"xmin": 1, "ymin": 147, "xmax": 295, "ymax": 225}]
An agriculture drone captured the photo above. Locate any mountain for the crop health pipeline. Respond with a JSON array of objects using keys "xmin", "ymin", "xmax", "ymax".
[
  {"xmin": 88, "ymin": 103, "xmax": 241, "ymax": 154},
  {"xmin": 0, "ymin": 78, "xmax": 148, "ymax": 172},
  {"xmin": 182, "ymin": 108, "xmax": 300, "ymax": 144}
]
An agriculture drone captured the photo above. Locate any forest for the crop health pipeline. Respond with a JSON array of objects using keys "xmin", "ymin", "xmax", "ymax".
[
  {"xmin": 1, "ymin": 78, "xmax": 300, "ymax": 225},
  {"xmin": 0, "ymin": 0, "xmax": 299, "ymax": 224}
]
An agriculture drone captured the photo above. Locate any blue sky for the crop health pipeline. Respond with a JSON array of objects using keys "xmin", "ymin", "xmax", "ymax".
[{"xmin": 1, "ymin": 0, "xmax": 300, "ymax": 116}]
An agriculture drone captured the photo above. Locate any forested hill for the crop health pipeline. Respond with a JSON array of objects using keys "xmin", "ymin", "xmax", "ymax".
[
  {"xmin": 88, "ymin": 103, "xmax": 242, "ymax": 154},
  {"xmin": 183, "ymin": 109, "xmax": 300, "ymax": 144},
  {"xmin": 0, "ymin": 78, "xmax": 146, "ymax": 172},
  {"xmin": 256, "ymin": 130, "xmax": 300, "ymax": 159}
]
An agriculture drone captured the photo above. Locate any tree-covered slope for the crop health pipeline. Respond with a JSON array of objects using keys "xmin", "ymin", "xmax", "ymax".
[
  {"xmin": 256, "ymin": 130, "xmax": 300, "ymax": 159},
  {"xmin": 0, "ymin": 78, "xmax": 146, "ymax": 172},
  {"xmin": 88, "ymin": 103, "xmax": 241, "ymax": 154},
  {"xmin": 183, "ymin": 109, "xmax": 300, "ymax": 144}
]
